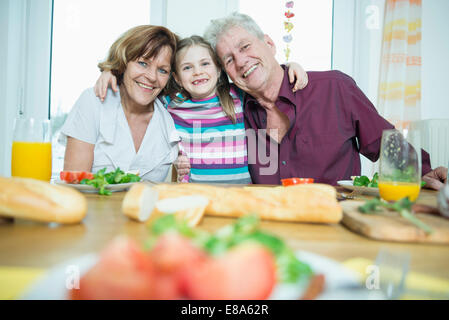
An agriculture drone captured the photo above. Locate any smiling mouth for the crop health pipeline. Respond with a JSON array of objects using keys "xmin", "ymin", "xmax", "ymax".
[
  {"xmin": 136, "ymin": 82, "xmax": 154, "ymax": 90},
  {"xmin": 192, "ymin": 79, "xmax": 209, "ymax": 86},
  {"xmin": 243, "ymin": 64, "xmax": 258, "ymax": 78}
]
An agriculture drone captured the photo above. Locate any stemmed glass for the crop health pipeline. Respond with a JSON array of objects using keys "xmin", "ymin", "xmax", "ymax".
[{"xmin": 378, "ymin": 129, "xmax": 421, "ymax": 202}]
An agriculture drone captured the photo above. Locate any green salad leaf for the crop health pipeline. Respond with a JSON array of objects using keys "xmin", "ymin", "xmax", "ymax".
[
  {"xmin": 353, "ymin": 175, "xmax": 370, "ymax": 187},
  {"xmin": 148, "ymin": 214, "xmax": 313, "ymax": 283},
  {"xmin": 367, "ymin": 172, "xmax": 379, "ymax": 187},
  {"xmin": 353, "ymin": 173, "xmax": 378, "ymax": 187},
  {"xmin": 80, "ymin": 167, "xmax": 141, "ymax": 195},
  {"xmin": 358, "ymin": 197, "xmax": 433, "ymax": 234}
]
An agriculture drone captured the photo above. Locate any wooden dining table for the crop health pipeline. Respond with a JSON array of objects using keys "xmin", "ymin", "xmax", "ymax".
[{"xmin": 0, "ymin": 186, "xmax": 448, "ymax": 283}]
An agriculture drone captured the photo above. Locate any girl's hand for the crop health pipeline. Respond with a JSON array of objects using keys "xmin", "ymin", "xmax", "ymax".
[
  {"xmin": 174, "ymin": 151, "xmax": 191, "ymax": 182},
  {"xmin": 286, "ymin": 62, "xmax": 308, "ymax": 92},
  {"xmin": 94, "ymin": 71, "xmax": 118, "ymax": 102}
]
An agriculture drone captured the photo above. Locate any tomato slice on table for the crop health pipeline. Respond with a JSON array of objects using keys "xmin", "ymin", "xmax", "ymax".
[
  {"xmin": 281, "ymin": 178, "xmax": 314, "ymax": 186},
  {"xmin": 79, "ymin": 171, "xmax": 94, "ymax": 181},
  {"xmin": 60, "ymin": 171, "xmax": 93, "ymax": 184}
]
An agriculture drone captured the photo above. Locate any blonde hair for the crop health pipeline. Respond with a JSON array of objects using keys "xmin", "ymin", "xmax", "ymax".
[
  {"xmin": 166, "ymin": 35, "xmax": 236, "ymax": 124},
  {"xmin": 98, "ymin": 25, "xmax": 179, "ymax": 94}
]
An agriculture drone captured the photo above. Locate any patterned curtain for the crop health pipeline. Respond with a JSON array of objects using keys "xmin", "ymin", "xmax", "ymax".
[{"xmin": 378, "ymin": 0, "xmax": 422, "ymax": 130}]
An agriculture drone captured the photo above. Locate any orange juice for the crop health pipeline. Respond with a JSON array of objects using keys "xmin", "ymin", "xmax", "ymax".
[
  {"xmin": 378, "ymin": 181, "xmax": 421, "ymax": 202},
  {"xmin": 11, "ymin": 141, "xmax": 52, "ymax": 181}
]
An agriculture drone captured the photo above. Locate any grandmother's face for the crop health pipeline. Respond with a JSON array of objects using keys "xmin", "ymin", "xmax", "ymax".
[{"xmin": 122, "ymin": 45, "xmax": 172, "ymax": 108}]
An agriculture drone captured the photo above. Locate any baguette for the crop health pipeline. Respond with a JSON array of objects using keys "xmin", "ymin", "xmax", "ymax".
[
  {"xmin": 149, "ymin": 183, "xmax": 342, "ymax": 224},
  {"xmin": 122, "ymin": 183, "xmax": 159, "ymax": 222},
  {"xmin": 0, "ymin": 176, "xmax": 87, "ymax": 224},
  {"xmin": 122, "ymin": 183, "xmax": 209, "ymax": 227}
]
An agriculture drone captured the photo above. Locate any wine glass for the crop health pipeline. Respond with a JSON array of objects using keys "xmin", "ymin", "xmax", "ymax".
[
  {"xmin": 11, "ymin": 117, "xmax": 52, "ymax": 181},
  {"xmin": 378, "ymin": 129, "xmax": 421, "ymax": 202}
]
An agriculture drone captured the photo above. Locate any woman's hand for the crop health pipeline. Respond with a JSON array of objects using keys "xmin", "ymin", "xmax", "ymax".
[
  {"xmin": 174, "ymin": 151, "xmax": 191, "ymax": 182},
  {"xmin": 94, "ymin": 71, "xmax": 118, "ymax": 102},
  {"xmin": 286, "ymin": 62, "xmax": 308, "ymax": 92}
]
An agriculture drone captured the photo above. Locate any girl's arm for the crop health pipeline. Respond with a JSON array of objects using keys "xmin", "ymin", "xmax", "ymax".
[
  {"xmin": 286, "ymin": 62, "xmax": 309, "ymax": 92},
  {"xmin": 63, "ymin": 137, "xmax": 95, "ymax": 171},
  {"xmin": 94, "ymin": 71, "xmax": 118, "ymax": 102}
]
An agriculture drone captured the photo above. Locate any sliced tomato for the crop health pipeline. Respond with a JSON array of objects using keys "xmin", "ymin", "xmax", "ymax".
[
  {"xmin": 149, "ymin": 233, "xmax": 208, "ymax": 299},
  {"xmin": 150, "ymin": 233, "xmax": 207, "ymax": 274},
  {"xmin": 281, "ymin": 177, "xmax": 314, "ymax": 186},
  {"xmin": 182, "ymin": 243, "xmax": 276, "ymax": 300},
  {"xmin": 79, "ymin": 171, "xmax": 94, "ymax": 181},
  {"xmin": 60, "ymin": 171, "xmax": 93, "ymax": 184},
  {"xmin": 70, "ymin": 237, "xmax": 156, "ymax": 300}
]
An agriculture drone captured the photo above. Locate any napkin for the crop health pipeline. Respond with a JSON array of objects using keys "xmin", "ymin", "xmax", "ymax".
[
  {"xmin": 343, "ymin": 258, "xmax": 449, "ymax": 299},
  {"xmin": 0, "ymin": 266, "xmax": 45, "ymax": 300}
]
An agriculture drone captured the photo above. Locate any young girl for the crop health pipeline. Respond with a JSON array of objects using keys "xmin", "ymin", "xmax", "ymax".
[{"xmin": 95, "ymin": 35, "xmax": 308, "ymax": 184}]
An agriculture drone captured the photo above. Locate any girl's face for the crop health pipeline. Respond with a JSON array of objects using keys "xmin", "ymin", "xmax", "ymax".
[{"xmin": 174, "ymin": 45, "xmax": 221, "ymax": 100}]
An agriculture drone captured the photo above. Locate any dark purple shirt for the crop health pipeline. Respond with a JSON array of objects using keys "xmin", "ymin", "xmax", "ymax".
[{"xmin": 244, "ymin": 69, "xmax": 432, "ymax": 185}]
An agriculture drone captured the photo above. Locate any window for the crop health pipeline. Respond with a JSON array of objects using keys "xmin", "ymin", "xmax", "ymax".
[
  {"xmin": 239, "ymin": 0, "xmax": 333, "ymax": 70},
  {"xmin": 50, "ymin": 0, "xmax": 150, "ymax": 176}
]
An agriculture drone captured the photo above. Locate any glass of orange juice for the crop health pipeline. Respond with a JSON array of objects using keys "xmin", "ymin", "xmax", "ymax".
[
  {"xmin": 11, "ymin": 117, "xmax": 52, "ymax": 181},
  {"xmin": 378, "ymin": 129, "xmax": 421, "ymax": 202}
]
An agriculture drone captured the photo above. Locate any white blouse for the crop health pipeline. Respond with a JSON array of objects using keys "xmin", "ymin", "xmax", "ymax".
[{"xmin": 59, "ymin": 88, "xmax": 180, "ymax": 182}]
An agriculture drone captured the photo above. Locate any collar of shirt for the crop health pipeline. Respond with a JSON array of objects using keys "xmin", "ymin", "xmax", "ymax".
[
  {"xmin": 244, "ymin": 65, "xmax": 297, "ymax": 133},
  {"xmin": 99, "ymin": 88, "xmax": 179, "ymax": 145},
  {"xmin": 99, "ymin": 89, "xmax": 120, "ymax": 144},
  {"xmin": 96, "ymin": 89, "xmax": 180, "ymax": 178}
]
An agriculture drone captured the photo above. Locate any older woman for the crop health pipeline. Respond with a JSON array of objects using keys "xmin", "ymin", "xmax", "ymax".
[{"xmin": 59, "ymin": 25, "xmax": 180, "ymax": 181}]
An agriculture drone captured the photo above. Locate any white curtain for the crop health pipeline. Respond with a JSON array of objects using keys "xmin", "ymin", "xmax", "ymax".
[{"xmin": 378, "ymin": 0, "xmax": 422, "ymax": 130}]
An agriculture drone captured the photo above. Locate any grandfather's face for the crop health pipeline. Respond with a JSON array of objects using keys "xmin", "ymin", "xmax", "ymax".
[{"xmin": 215, "ymin": 26, "xmax": 278, "ymax": 95}]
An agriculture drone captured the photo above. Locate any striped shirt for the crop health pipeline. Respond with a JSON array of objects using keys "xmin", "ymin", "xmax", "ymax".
[{"xmin": 166, "ymin": 86, "xmax": 252, "ymax": 184}]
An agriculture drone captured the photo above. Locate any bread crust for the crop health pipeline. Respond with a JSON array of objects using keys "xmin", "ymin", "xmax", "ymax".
[
  {"xmin": 0, "ymin": 176, "xmax": 87, "ymax": 224},
  {"xmin": 122, "ymin": 183, "xmax": 208, "ymax": 226},
  {"xmin": 122, "ymin": 183, "xmax": 158, "ymax": 222},
  {"xmin": 153, "ymin": 183, "xmax": 342, "ymax": 224}
]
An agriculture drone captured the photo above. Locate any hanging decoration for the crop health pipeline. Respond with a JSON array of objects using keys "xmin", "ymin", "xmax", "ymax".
[{"xmin": 283, "ymin": 1, "xmax": 295, "ymax": 62}]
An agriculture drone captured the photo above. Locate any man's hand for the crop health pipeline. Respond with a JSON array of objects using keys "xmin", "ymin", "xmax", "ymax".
[
  {"xmin": 174, "ymin": 151, "xmax": 191, "ymax": 182},
  {"xmin": 422, "ymin": 166, "xmax": 448, "ymax": 190},
  {"xmin": 94, "ymin": 71, "xmax": 118, "ymax": 102}
]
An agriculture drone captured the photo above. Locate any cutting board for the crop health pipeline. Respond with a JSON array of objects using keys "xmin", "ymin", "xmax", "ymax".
[{"xmin": 341, "ymin": 201, "xmax": 449, "ymax": 244}]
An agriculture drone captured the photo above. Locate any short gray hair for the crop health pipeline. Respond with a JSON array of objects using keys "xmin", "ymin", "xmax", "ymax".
[{"xmin": 204, "ymin": 12, "xmax": 265, "ymax": 51}]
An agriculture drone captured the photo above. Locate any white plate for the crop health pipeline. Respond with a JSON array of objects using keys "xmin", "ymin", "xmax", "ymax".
[
  {"xmin": 54, "ymin": 180, "xmax": 134, "ymax": 193},
  {"xmin": 21, "ymin": 251, "xmax": 384, "ymax": 300},
  {"xmin": 337, "ymin": 180, "xmax": 380, "ymax": 196}
]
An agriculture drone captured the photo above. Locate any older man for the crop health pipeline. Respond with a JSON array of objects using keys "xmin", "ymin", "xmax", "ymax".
[{"xmin": 202, "ymin": 12, "xmax": 447, "ymax": 189}]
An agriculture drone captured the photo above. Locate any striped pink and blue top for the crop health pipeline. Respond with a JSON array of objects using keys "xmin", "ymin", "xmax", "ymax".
[{"xmin": 166, "ymin": 86, "xmax": 252, "ymax": 184}]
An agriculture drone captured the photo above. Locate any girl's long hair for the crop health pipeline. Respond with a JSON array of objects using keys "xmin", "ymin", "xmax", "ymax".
[{"xmin": 166, "ymin": 35, "xmax": 236, "ymax": 124}]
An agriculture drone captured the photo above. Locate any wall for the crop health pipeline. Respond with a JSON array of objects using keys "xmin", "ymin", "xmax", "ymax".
[
  {"xmin": 0, "ymin": 0, "xmax": 9, "ymax": 176},
  {"xmin": 0, "ymin": 0, "xmax": 23, "ymax": 177},
  {"xmin": 155, "ymin": 0, "xmax": 238, "ymax": 38},
  {"xmin": 333, "ymin": 0, "xmax": 449, "ymax": 119},
  {"xmin": 0, "ymin": 0, "xmax": 53, "ymax": 177},
  {"xmin": 422, "ymin": 0, "xmax": 449, "ymax": 120}
]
